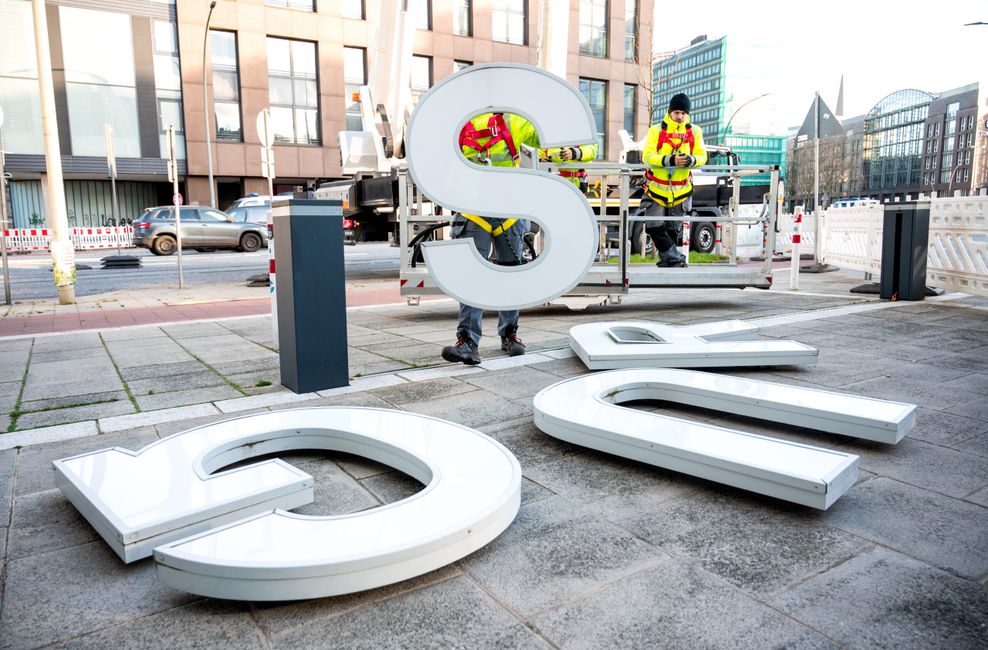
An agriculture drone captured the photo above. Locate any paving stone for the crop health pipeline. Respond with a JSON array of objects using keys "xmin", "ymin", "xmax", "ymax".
[
  {"xmin": 625, "ymin": 488, "xmax": 871, "ymax": 596},
  {"xmin": 907, "ymin": 407, "xmax": 988, "ymax": 447},
  {"xmin": 332, "ymin": 451, "xmax": 396, "ymax": 481},
  {"xmin": 836, "ymin": 437, "xmax": 988, "ymax": 498},
  {"xmin": 127, "ymin": 370, "xmax": 229, "ymax": 395},
  {"xmin": 0, "ymin": 413, "xmax": 9, "ymax": 433},
  {"xmin": 22, "ymin": 375, "xmax": 125, "ymax": 402},
  {"xmin": 946, "ymin": 395, "xmax": 988, "ymax": 421},
  {"xmin": 282, "ymin": 456, "xmax": 381, "ymax": 517},
  {"xmin": 211, "ymin": 356, "xmax": 282, "ymax": 377},
  {"xmin": 530, "ymin": 355, "xmax": 588, "ymax": 377},
  {"xmin": 118, "ymin": 360, "xmax": 208, "ymax": 381},
  {"xmin": 13, "ymin": 427, "xmax": 158, "ymax": 496},
  {"xmin": 99, "ymin": 327, "xmax": 169, "ymax": 342},
  {"xmin": 30, "ymin": 332, "xmax": 102, "ymax": 352},
  {"xmin": 268, "ymin": 576, "xmax": 546, "ymax": 649},
  {"xmin": 160, "ymin": 322, "xmax": 231, "ymax": 338},
  {"xmin": 460, "ymin": 365, "xmax": 563, "ymax": 399},
  {"xmin": 223, "ymin": 370, "xmax": 282, "ymax": 393},
  {"xmin": 29, "ymin": 346, "xmax": 109, "ymax": 364},
  {"xmin": 772, "ymin": 546, "xmax": 988, "ymax": 650},
  {"xmin": 840, "ymin": 374, "xmax": 982, "ymax": 410},
  {"xmin": 8, "ymin": 488, "xmax": 99, "ymax": 559},
  {"xmin": 0, "ymin": 381, "xmax": 21, "ymax": 398},
  {"xmin": 479, "ymin": 418, "xmax": 584, "ymax": 471},
  {"xmin": 0, "ymin": 421, "xmax": 100, "ymax": 452},
  {"xmin": 525, "ymin": 450, "xmax": 710, "ymax": 522},
  {"xmin": 20, "ymin": 390, "xmax": 129, "ymax": 413},
  {"xmin": 249, "ymin": 566, "xmax": 462, "ymax": 637},
  {"xmin": 367, "ymin": 376, "xmax": 479, "ymax": 406},
  {"xmin": 530, "ymin": 557, "xmax": 836, "ymax": 650},
  {"xmin": 402, "ymin": 389, "xmax": 529, "ymax": 431},
  {"xmin": 135, "ymin": 384, "xmax": 243, "ymax": 411},
  {"xmin": 16, "ymin": 399, "xmax": 135, "ymax": 430},
  {"xmin": 955, "ymin": 431, "xmax": 988, "ymax": 458},
  {"xmin": 458, "ymin": 495, "xmax": 660, "ymax": 617},
  {"xmin": 359, "ymin": 469, "xmax": 424, "ymax": 505},
  {"xmin": 823, "ymin": 477, "xmax": 988, "ymax": 579},
  {"xmin": 0, "ymin": 449, "xmax": 15, "ymax": 526},
  {"xmin": 267, "ymin": 391, "xmax": 393, "ymax": 411},
  {"xmin": 53, "ymin": 599, "xmax": 265, "ymax": 649},
  {"xmin": 0, "ymin": 541, "xmax": 195, "ymax": 648},
  {"xmin": 99, "ymin": 403, "xmax": 219, "ymax": 433}
]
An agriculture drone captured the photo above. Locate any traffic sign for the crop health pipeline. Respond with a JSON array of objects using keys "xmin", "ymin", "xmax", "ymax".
[{"xmin": 174, "ymin": 193, "xmax": 183, "ymax": 206}]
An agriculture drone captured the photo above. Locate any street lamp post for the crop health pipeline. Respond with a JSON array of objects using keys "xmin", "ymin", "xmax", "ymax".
[
  {"xmin": 202, "ymin": 0, "xmax": 217, "ymax": 209},
  {"xmin": 721, "ymin": 92, "xmax": 772, "ymax": 144}
]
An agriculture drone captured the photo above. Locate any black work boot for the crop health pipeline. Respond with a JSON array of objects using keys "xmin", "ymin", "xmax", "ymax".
[
  {"xmin": 656, "ymin": 246, "xmax": 686, "ymax": 268},
  {"xmin": 500, "ymin": 326, "xmax": 526, "ymax": 357},
  {"xmin": 442, "ymin": 333, "xmax": 481, "ymax": 365}
]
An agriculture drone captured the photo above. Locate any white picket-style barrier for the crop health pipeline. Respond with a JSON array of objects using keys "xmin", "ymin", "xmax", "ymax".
[{"xmin": 785, "ymin": 193, "xmax": 988, "ymax": 297}]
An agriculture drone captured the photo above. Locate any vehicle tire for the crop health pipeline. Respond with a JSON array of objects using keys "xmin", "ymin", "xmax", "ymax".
[
  {"xmin": 152, "ymin": 235, "xmax": 177, "ymax": 256},
  {"xmin": 691, "ymin": 222, "xmax": 716, "ymax": 254},
  {"xmin": 240, "ymin": 232, "xmax": 263, "ymax": 253},
  {"xmin": 630, "ymin": 220, "xmax": 646, "ymax": 255}
]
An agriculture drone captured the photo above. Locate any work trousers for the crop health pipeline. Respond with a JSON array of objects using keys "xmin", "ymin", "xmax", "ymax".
[
  {"xmin": 643, "ymin": 196, "xmax": 690, "ymax": 253},
  {"xmin": 450, "ymin": 214, "xmax": 527, "ymax": 346}
]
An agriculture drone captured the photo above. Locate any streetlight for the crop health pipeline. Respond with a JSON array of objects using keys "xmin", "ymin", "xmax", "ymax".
[
  {"xmin": 202, "ymin": 0, "xmax": 217, "ymax": 208},
  {"xmin": 721, "ymin": 92, "xmax": 773, "ymax": 144}
]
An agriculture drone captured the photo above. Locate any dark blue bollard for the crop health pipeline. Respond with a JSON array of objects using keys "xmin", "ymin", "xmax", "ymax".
[{"xmin": 273, "ymin": 199, "xmax": 349, "ymax": 393}]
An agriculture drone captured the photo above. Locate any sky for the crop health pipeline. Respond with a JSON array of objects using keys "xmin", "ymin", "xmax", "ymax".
[{"xmin": 652, "ymin": 0, "xmax": 987, "ymax": 129}]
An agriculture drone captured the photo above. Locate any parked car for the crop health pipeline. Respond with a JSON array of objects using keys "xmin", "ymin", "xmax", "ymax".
[
  {"xmin": 132, "ymin": 206, "xmax": 268, "ymax": 256},
  {"xmin": 227, "ymin": 201, "xmax": 360, "ymax": 245}
]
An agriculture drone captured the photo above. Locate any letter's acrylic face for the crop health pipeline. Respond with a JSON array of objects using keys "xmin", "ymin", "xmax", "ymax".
[
  {"xmin": 55, "ymin": 407, "xmax": 521, "ymax": 601},
  {"xmin": 405, "ymin": 63, "xmax": 599, "ymax": 310},
  {"xmin": 570, "ymin": 319, "xmax": 819, "ymax": 370}
]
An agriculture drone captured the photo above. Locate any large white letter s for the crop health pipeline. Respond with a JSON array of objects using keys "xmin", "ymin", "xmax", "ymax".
[{"xmin": 405, "ymin": 63, "xmax": 598, "ymax": 310}]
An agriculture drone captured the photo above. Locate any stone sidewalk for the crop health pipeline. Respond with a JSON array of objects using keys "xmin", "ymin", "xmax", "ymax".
[{"xmin": 0, "ymin": 270, "xmax": 986, "ymax": 648}]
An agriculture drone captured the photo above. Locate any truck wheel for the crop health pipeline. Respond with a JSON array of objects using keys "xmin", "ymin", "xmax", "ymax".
[
  {"xmin": 691, "ymin": 222, "xmax": 716, "ymax": 254},
  {"xmin": 240, "ymin": 232, "xmax": 263, "ymax": 253},
  {"xmin": 152, "ymin": 235, "xmax": 177, "ymax": 256}
]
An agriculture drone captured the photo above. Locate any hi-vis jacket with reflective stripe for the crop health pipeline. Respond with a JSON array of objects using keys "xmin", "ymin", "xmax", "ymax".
[
  {"xmin": 642, "ymin": 114, "xmax": 708, "ymax": 207},
  {"xmin": 539, "ymin": 143, "xmax": 598, "ymax": 187},
  {"xmin": 458, "ymin": 113, "xmax": 542, "ymax": 236}
]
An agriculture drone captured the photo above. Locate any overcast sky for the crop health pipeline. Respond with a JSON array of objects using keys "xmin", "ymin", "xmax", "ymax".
[{"xmin": 652, "ymin": 0, "xmax": 987, "ymax": 127}]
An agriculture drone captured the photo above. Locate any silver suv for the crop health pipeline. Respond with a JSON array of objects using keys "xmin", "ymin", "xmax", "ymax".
[{"xmin": 132, "ymin": 206, "xmax": 268, "ymax": 256}]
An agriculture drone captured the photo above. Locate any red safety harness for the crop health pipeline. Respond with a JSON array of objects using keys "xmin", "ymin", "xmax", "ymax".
[
  {"xmin": 645, "ymin": 123, "xmax": 695, "ymax": 187},
  {"xmin": 458, "ymin": 113, "xmax": 518, "ymax": 159},
  {"xmin": 560, "ymin": 170, "xmax": 587, "ymax": 178}
]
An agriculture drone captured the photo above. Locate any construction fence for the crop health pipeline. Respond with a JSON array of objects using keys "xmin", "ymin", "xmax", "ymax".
[{"xmin": 1, "ymin": 227, "xmax": 135, "ymax": 252}]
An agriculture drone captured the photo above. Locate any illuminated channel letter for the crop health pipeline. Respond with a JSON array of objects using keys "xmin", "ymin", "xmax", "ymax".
[
  {"xmin": 570, "ymin": 319, "xmax": 819, "ymax": 370},
  {"xmin": 533, "ymin": 369, "xmax": 916, "ymax": 509},
  {"xmin": 56, "ymin": 408, "xmax": 521, "ymax": 601},
  {"xmin": 405, "ymin": 63, "xmax": 599, "ymax": 310}
]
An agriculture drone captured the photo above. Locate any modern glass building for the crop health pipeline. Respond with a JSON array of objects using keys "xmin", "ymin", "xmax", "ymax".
[
  {"xmin": 652, "ymin": 35, "xmax": 787, "ymax": 183},
  {"xmin": 862, "ymin": 89, "xmax": 931, "ymax": 196}
]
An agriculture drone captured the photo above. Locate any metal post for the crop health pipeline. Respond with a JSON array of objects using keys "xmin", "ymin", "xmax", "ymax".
[
  {"xmin": 167, "ymin": 125, "xmax": 184, "ymax": 288},
  {"xmin": 0, "ymin": 126, "xmax": 11, "ymax": 305},
  {"xmin": 813, "ymin": 92, "xmax": 821, "ymax": 262},
  {"xmin": 203, "ymin": 1, "xmax": 217, "ymax": 208},
  {"xmin": 105, "ymin": 124, "xmax": 121, "ymax": 253},
  {"xmin": 32, "ymin": 0, "xmax": 75, "ymax": 304}
]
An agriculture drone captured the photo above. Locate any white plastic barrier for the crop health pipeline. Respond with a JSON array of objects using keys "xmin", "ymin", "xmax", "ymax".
[
  {"xmin": 1, "ymin": 226, "xmax": 136, "ymax": 252},
  {"xmin": 809, "ymin": 194, "xmax": 988, "ymax": 297}
]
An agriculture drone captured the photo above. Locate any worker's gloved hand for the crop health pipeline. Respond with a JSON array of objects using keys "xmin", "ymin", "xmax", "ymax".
[{"xmin": 560, "ymin": 148, "xmax": 574, "ymax": 161}]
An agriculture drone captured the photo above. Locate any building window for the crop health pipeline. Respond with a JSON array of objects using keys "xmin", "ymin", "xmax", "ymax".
[
  {"xmin": 266, "ymin": 37, "xmax": 320, "ymax": 145},
  {"xmin": 411, "ymin": 55, "xmax": 433, "ymax": 103},
  {"xmin": 413, "ymin": 0, "xmax": 432, "ymax": 30},
  {"xmin": 579, "ymin": 0, "xmax": 608, "ymax": 58},
  {"xmin": 60, "ymin": 6, "xmax": 141, "ymax": 158},
  {"xmin": 492, "ymin": 0, "xmax": 526, "ymax": 45},
  {"xmin": 265, "ymin": 0, "xmax": 315, "ymax": 10},
  {"xmin": 453, "ymin": 60, "xmax": 473, "ymax": 72},
  {"xmin": 344, "ymin": 47, "xmax": 366, "ymax": 131},
  {"xmin": 453, "ymin": 0, "xmax": 472, "ymax": 36},
  {"xmin": 580, "ymin": 78, "xmax": 606, "ymax": 158},
  {"xmin": 624, "ymin": 0, "xmax": 637, "ymax": 62},
  {"xmin": 623, "ymin": 84, "xmax": 636, "ymax": 139},
  {"xmin": 210, "ymin": 31, "xmax": 242, "ymax": 142},
  {"xmin": 152, "ymin": 19, "xmax": 185, "ymax": 158},
  {"xmin": 342, "ymin": 0, "xmax": 364, "ymax": 19}
]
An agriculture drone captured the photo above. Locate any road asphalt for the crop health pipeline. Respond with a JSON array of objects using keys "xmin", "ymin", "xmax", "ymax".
[{"xmin": 0, "ymin": 267, "xmax": 985, "ymax": 648}]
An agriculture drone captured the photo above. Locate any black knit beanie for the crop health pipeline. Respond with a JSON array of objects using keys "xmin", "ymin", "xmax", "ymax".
[{"xmin": 668, "ymin": 93, "xmax": 691, "ymax": 114}]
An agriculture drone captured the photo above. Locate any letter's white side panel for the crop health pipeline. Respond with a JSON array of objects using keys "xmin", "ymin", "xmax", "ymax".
[{"xmin": 534, "ymin": 369, "xmax": 916, "ymax": 509}]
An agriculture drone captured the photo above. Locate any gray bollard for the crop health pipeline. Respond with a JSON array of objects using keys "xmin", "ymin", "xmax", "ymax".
[{"xmin": 273, "ymin": 199, "xmax": 349, "ymax": 393}]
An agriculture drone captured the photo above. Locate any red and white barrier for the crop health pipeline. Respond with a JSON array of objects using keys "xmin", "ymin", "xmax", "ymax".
[{"xmin": 2, "ymin": 226, "xmax": 136, "ymax": 252}]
